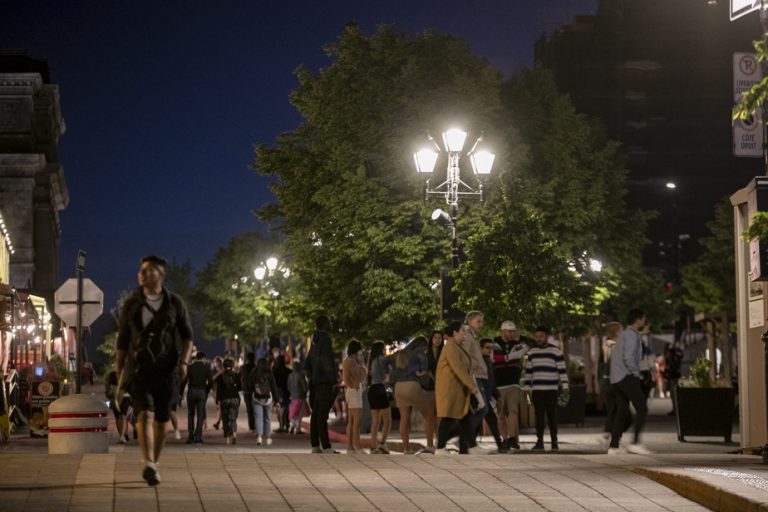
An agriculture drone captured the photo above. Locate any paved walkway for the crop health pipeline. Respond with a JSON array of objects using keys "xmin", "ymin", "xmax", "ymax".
[
  {"xmin": 1, "ymin": 382, "xmax": 766, "ymax": 511},
  {"xmin": 0, "ymin": 451, "xmax": 732, "ymax": 512}
]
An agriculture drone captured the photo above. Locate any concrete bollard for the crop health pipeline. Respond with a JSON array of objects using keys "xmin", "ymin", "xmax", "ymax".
[{"xmin": 48, "ymin": 394, "xmax": 109, "ymax": 454}]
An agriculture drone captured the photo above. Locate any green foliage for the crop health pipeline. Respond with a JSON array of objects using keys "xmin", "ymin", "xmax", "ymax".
[
  {"xmin": 733, "ymin": 35, "xmax": 768, "ymax": 120},
  {"xmin": 195, "ymin": 232, "xmax": 314, "ymax": 344},
  {"xmin": 254, "ymin": 25, "xmax": 651, "ymax": 339},
  {"xmin": 255, "ymin": 25, "xmax": 502, "ymax": 341},
  {"xmin": 566, "ymin": 357, "xmax": 585, "ymax": 384},
  {"xmin": 689, "ymin": 356, "xmax": 713, "ymax": 388},
  {"xmin": 48, "ymin": 354, "xmax": 69, "ymax": 383},
  {"xmin": 682, "ymin": 199, "xmax": 735, "ymax": 316}
]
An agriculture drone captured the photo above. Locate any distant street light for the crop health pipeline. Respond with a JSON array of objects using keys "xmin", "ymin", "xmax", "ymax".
[
  {"xmin": 414, "ymin": 128, "xmax": 495, "ymax": 269},
  {"xmin": 666, "ymin": 181, "xmax": 677, "ymax": 190}
]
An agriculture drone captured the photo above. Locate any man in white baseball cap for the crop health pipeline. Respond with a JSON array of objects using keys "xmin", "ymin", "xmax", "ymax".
[{"xmin": 492, "ymin": 320, "xmax": 531, "ymax": 450}]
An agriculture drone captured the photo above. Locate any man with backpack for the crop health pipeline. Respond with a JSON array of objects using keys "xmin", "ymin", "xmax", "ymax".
[{"xmin": 116, "ymin": 255, "xmax": 194, "ymax": 487}]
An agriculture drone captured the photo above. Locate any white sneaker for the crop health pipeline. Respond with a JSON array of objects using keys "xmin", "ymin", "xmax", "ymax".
[
  {"xmin": 607, "ymin": 447, "xmax": 626, "ymax": 455},
  {"xmin": 626, "ymin": 443, "xmax": 651, "ymax": 455},
  {"xmin": 256, "ymin": 435, "xmax": 262, "ymax": 446},
  {"xmin": 265, "ymin": 436, "xmax": 273, "ymax": 446},
  {"xmin": 174, "ymin": 430, "xmax": 181, "ymax": 440},
  {"xmin": 438, "ymin": 448, "xmax": 457, "ymax": 455}
]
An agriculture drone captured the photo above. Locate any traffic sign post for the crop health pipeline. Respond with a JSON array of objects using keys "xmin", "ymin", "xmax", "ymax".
[
  {"xmin": 54, "ymin": 251, "xmax": 103, "ymax": 394},
  {"xmin": 734, "ymin": 52, "xmax": 765, "ymax": 159}
]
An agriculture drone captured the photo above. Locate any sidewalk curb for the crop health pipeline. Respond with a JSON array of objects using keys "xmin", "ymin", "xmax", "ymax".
[{"xmin": 634, "ymin": 466, "xmax": 768, "ymax": 512}]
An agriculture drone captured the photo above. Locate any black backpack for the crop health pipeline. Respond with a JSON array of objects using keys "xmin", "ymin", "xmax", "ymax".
[
  {"xmin": 220, "ymin": 371, "xmax": 237, "ymax": 395},
  {"xmin": 252, "ymin": 373, "xmax": 272, "ymax": 402}
]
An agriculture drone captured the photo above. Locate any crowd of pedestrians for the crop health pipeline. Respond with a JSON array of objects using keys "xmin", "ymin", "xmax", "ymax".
[{"xmin": 111, "ymin": 254, "xmax": 657, "ymax": 487}]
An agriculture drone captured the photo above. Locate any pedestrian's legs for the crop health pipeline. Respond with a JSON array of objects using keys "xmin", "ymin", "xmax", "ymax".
[
  {"xmin": 398, "ymin": 406, "xmax": 411, "ymax": 451},
  {"xmin": 311, "ymin": 384, "xmax": 334, "ymax": 449},
  {"xmin": 137, "ymin": 410, "xmax": 156, "ymax": 465},
  {"xmin": 194, "ymin": 394, "xmax": 206, "ymax": 441},
  {"xmin": 484, "ymin": 406, "xmax": 505, "ymax": 448},
  {"xmin": 610, "ymin": 383, "xmax": 630, "ymax": 448},
  {"xmin": 544, "ymin": 390, "xmax": 558, "ymax": 446},
  {"xmin": 437, "ymin": 417, "xmax": 460, "ymax": 449},
  {"xmin": 619, "ymin": 376, "xmax": 648, "ymax": 444},
  {"xmin": 531, "ymin": 390, "xmax": 546, "ymax": 443},
  {"xmin": 264, "ymin": 404, "xmax": 273, "ymax": 439},
  {"xmin": 254, "ymin": 403, "xmax": 265, "ymax": 436},
  {"xmin": 244, "ymin": 392, "xmax": 256, "ymax": 431},
  {"xmin": 370, "ymin": 409, "xmax": 381, "ymax": 445},
  {"xmin": 380, "ymin": 406, "xmax": 391, "ymax": 444}
]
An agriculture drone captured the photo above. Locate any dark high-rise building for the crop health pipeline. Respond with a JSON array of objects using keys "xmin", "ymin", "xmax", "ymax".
[{"xmin": 535, "ymin": 0, "xmax": 764, "ymax": 275}]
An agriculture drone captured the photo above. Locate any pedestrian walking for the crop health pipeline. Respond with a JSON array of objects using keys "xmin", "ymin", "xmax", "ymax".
[
  {"xmin": 273, "ymin": 353, "xmax": 291, "ymax": 433},
  {"xmin": 168, "ymin": 370, "xmax": 182, "ymax": 440},
  {"xmin": 115, "ymin": 255, "xmax": 194, "ymax": 486},
  {"xmin": 216, "ymin": 358, "xmax": 241, "ymax": 445},
  {"xmin": 105, "ymin": 369, "xmax": 133, "ymax": 444},
  {"xmin": 524, "ymin": 326, "xmax": 568, "ymax": 451},
  {"xmin": 186, "ymin": 351, "xmax": 213, "ymax": 444},
  {"xmin": 342, "ymin": 339, "xmax": 367, "ymax": 453},
  {"xmin": 248, "ymin": 357, "xmax": 279, "ymax": 446},
  {"xmin": 287, "ymin": 361, "xmax": 309, "ymax": 435},
  {"xmin": 492, "ymin": 320, "xmax": 531, "ymax": 450},
  {"xmin": 608, "ymin": 309, "xmax": 651, "ymax": 454},
  {"xmin": 367, "ymin": 340, "xmax": 392, "ymax": 454},
  {"xmin": 599, "ymin": 321, "xmax": 629, "ymax": 443},
  {"xmin": 478, "ymin": 338, "xmax": 508, "ymax": 453},
  {"xmin": 306, "ymin": 315, "xmax": 339, "ymax": 454},
  {"xmin": 240, "ymin": 352, "xmax": 257, "ymax": 432},
  {"xmin": 462, "ymin": 311, "xmax": 489, "ymax": 450},
  {"xmin": 393, "ymin": 336, "xmax": 436, "ymax": 454},
  {"xmin": 211, "ymin": 356, "xmax": 224, "ymax": 430},
  {"xmin": 436, "ymin": 321, "xmax": 479, "ymax": 454}
]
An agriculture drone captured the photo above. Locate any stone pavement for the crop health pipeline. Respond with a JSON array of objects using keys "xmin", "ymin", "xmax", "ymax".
[
  {"xmin": 1, "ymin": 382, "xmax": 766, "ymax": 511},
  {"xmin": 0, "ymin": 450, "xmax": 737, "ymax": 512}
]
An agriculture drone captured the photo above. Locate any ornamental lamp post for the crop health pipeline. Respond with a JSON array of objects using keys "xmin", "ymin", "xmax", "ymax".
[
  {"xmin": 414, "ymin": 128, "xmax": 495, "ymax": 268},
  {"xmin": 414, "ymin": 128, "xmax": 495, "ymax": 320}
]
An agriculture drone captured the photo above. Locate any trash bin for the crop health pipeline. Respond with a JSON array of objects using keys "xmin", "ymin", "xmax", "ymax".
[{"xmin": 48, "ymin": 394, "xmax": 109, "ymax": 454}]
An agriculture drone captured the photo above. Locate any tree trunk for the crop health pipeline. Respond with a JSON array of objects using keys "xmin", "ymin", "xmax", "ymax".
[
  {"xmin": 705, "ymin": 319, "xmax": 716, "ymax": 383},
  {"xmin": 720, "ymin": 310, "xmax": 731, "ymax": 384},
  {"xmin": 582, "ymin": 335, "xmax": 594, "ymax": 394}
]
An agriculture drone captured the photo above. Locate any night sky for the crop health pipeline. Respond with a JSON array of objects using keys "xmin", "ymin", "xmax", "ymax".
[{"xmin": 3, "ymin": 1, "xmax": 598, "ymax": 306}]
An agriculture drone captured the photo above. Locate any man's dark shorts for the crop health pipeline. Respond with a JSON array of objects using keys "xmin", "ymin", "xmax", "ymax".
[{"xmin": 130, "ymin": 374, "xmax": 174, "ymax": 423}]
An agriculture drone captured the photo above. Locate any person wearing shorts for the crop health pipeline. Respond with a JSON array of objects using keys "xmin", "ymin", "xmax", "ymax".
[
  {"xmin": 493, "ymin": 320, "xmax": 531, "ymax": 450},
  {"xmin": 367, "ymin": 340, "xmax": 392, "ymax": 454},
  {"xmin": 116, "ymin": 255, "xmax": 194, "ymax": 487},
  {"xmin": 342, "ymin": 339, "xmax": 367, "ymax": 453}
]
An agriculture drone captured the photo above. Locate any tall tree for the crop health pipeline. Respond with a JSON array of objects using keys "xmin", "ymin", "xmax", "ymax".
[{"xmin": 255, "ymin": 25, "xmax": 503, "ymax": 341}]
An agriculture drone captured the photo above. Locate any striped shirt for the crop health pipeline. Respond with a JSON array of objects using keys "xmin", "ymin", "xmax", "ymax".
[{"xmin": 524, "ymin": 343, "xmax": 569, "ymax": 391}]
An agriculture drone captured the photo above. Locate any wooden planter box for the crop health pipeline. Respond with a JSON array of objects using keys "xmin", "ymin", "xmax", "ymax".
[{"xmin": 674, "ymin": 387, "xmax": 735, "ymax": 442}]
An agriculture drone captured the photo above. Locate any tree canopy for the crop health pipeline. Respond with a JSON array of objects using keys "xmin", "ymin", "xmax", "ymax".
[{"xmin": 254, "ymin": 24, "xmax": 654, "ymax": 341}]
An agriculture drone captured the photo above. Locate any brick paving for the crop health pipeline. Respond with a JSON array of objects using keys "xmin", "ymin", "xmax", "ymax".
[{"xmin": 0, "ymin": 451, "xmax": 722, "ymax": 512}]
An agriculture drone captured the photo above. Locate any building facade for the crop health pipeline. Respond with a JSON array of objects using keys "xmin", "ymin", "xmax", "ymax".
[{"xmin": 0, "ymin": 52, "xmax": 68, "ymax": 306}]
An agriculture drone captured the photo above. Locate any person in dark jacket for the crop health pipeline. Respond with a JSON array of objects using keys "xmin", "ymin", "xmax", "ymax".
[
  {"xmin": 272, "ymin": 354, "xmax": 291, "ymax": 433},
  {"xmin": 305, "ymin": 315, "xmax": 338, "ymax": 453},
  {"xmin": 186, "ymin": 351, "xmax": 213, "ymax": 444},
  {"xmin": 248, "ymin": 357, "xmax": 279, "ymax": 446},
  {"xmin": 240, "ymin": 352, "xmax": 257, "ymax": 433},
  {"xmin": 115, "ymin": 255, "xmax": 194, "ymax": 486},
  {"xmin": 479, "ymin": 339, "xmax": 508, "ymax": 453},
  {"xmin": 287, "ymin": 361, "xmax": 309, "ymax": 434},
  {"xmin": 215, "ymin": 358, "xmax": 242, "ymax": 445}
]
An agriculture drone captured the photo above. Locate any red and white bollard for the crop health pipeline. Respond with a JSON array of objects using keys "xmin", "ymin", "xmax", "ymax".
[{"xmin": 48, "ymin": 394, "xmax": 109, "ymax": 454}]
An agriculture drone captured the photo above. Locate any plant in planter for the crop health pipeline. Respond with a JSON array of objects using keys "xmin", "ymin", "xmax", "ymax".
[
  {"xmin": 674, "ymin": 356, "xmax": 735, "ymax": 442},
  {"xmin": 559, "ymin": 357, "xmax": 587, "ymax": 426}
]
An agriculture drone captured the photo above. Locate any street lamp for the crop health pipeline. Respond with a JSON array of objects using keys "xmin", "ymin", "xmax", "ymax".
[
  {"xmin": 414, "ymin": 128, "xmax": 495, "ymax": 269},
  {"xmin": 253, "ymin": 257, "xmax": 289, "ymax": 350}
]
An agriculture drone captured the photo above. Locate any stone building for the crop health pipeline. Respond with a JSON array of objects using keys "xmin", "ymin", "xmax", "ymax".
[{"xmin": 0, "ymin": 51, "xmax": 68, "ymax": 306}]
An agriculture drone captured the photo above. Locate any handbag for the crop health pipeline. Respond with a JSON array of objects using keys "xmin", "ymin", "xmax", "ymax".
[{"xmin": 418, "ymin": 374, "xmax": 435, "ymax": 391}]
